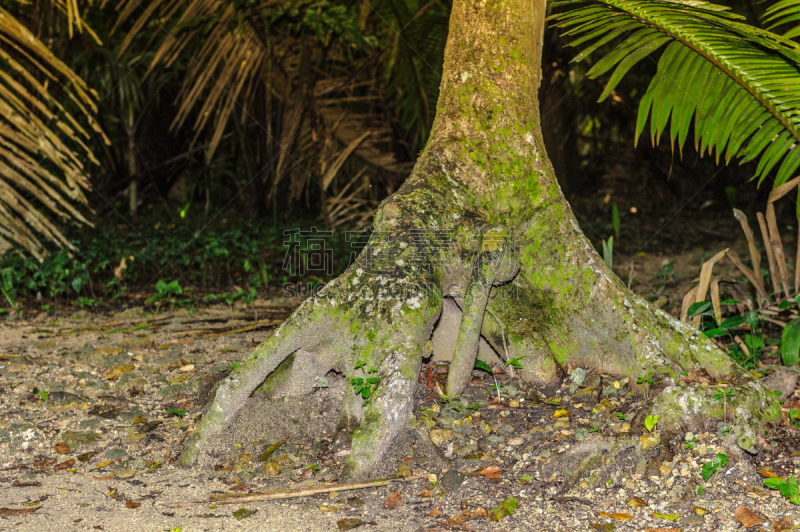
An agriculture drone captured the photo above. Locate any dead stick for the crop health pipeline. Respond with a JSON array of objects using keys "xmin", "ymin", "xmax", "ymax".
[{"xmin": 164, "ymin": 475, "xmax": 427, "ymax": 508}]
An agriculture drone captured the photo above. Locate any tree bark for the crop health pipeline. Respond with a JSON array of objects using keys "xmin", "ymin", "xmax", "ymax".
[{"xmin": 180, "ymin": 0, "xmax": 780, "ymax": 479}]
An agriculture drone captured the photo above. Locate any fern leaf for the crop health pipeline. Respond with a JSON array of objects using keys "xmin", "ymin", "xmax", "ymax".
[{"xmin": 551, "ymin": 0, "xmax": 800, "ymax": 187}]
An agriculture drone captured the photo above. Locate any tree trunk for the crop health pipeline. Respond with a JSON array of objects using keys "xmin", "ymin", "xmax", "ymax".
[{"xmin": 180, "ymin": 0, "xmax": 780, "ymax": 479}]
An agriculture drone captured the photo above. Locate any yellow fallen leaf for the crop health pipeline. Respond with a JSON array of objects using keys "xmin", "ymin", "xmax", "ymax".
[
  {"xmin": 613, "ymin": 381, "xmax": 620, "ymax": 389},
  {"xmin": 132, "ymin": 416, "xmax": 147, "ymax": 425},
  {"xmin": 598, "ymin": 512, "xmax": 632, "ymax": 521},
  {"xmin": 95, "ymin": 460, "xmax": 114, "ymax": 470},
  {"xmin": 168, "ymin": 374, "xmax": 189, "ymax": 384},
  {"xmin": 101, "ymin": 364, "xmax": 134, "ymax": 381},
  {"xmin": 759, "ymin": 470, "xmax": 780, "ymax": 478},
  {"xmin": 694, "ymin": 506, "xmax": 709, "ymax": 515},
  {"xmin": 552, "ymin": 409, "xmax": 570, "ymax": 418},
  {"xmin": 317, "ymin": 506, "xmax": 341, "ymax": 512},
  {"xmin": 653, "ymin": 513, "xmax": 680, "ymax": 520}
]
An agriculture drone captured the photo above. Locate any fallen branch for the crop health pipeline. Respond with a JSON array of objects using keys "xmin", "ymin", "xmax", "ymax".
[{"xmin": 164, "ymin": 474, "xmax": 427, "ymax": 508}]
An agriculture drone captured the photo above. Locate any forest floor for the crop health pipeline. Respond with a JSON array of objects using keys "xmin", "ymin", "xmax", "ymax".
[{"xmin": 0, "ymin": 251, "xmax": 798, "ymax": 532}]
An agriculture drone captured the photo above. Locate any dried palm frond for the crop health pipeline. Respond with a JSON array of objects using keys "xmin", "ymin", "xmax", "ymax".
[
  {"xmin": 682, "ymin": 176, "xmax": 800, "ymax": 330},
  {"xmin": 0, "ymin": 1, "xmax": 107, "ymax": 258}
]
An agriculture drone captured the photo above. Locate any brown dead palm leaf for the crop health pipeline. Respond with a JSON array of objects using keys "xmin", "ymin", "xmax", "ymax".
[{"xmin": 0, "ymin": 1, "xmax": 107, "ymax": 258}]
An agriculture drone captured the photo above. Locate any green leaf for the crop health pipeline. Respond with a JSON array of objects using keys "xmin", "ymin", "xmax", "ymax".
[
  {"xmin": 765, "ymin": 477, "xmax": 788, "ymax": 490},
  {"xmin": 232, "ymin": 508, "xmax": 257, "ymax": 520},
  {"xmin": 719, "ymin": 316, "xmax": 745, "ymax": 329},
  {"xmin": 688, "ymin": 302, "xmax": 712, "ymax": 318},
  {"xmin": 644, "ymin": 414, "xmax": 659, "ymax": 432},
  {"xmin": 703, "ymin": 328, "xmax": 728, "ymax": 339},
  {"xmin": 781, "ymin": 319, "xmax": 800, "ymax": 366},
  {"xmin": 653, "ymin": 513, "xmax": 680, "ymax": 520},
  {"xmin": 474, "ymin": 360, "xmax": 493, "ymax": 373},
  {"xmin": 167, "ymin": 408, "xmax": 186, "ymax": 417},
  {"xmin": 488, "ymin": 496, "xmax": 518, "ymax": 521}
]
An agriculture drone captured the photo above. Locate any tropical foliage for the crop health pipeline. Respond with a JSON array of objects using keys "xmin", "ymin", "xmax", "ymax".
[
  {"xmin": 551, "ymin": 0, "xmax": 800, "ymax": 190},
  {"xmin": 0, "ymin": 0, "xmax": 106, "ymax": 258}
]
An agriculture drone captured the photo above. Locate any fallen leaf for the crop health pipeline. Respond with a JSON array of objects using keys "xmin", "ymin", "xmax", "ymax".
[
  {"xmin": 641, "ymin": 529, "xmax": 681, "ymax": 532},
  {"xmin": 336, "ymin": 517, "xmax": 363, "ymax": 530},
  {"xmin": 626, "ymin": 496, "xmax": 647, "ymax": 508},
  {"xmin": 382, "ymin": 490, "xmax": 402, "ymax": 509},
  {"xmin": 230, "ymin": 482, "xmax": 247, "ymax": 492},
  {"xmin": 419, "ymin": 490, "xmax": 433, "ymax": 498},
  {"xmin": 125, "ymin": 500, "xmax": 141, "ymax": 509},
  {"xmin": 652, "ymin": 513, "xmax": 680, "ymax": 520},
  {"xmin": 448, "ymin": 510, "xmax": 478, "ymax": 526},
  {"xmin": 589, "ymin": 523, "xmax": 615, "ymax": 532},
  {"xmin": 0, "ymin": 506, "xmax": 40, "ymax": 515},
  {"xmin": 427, "ymin": 508, "xmax": 442, "ymax": 517},
  {"xmin": 773, "ymin": 516, "xmax": 795, "ymax": 532},
  {"xmin": 92, "ymin": 476, "xmax": 114, "ymax": 481},
  {"xmin": 101, "ymin": 364, "xmax": 134, "ymax": 381},
  {"xmin": 598, "ymin": 512, "xmax": 633, "ymax": 521},
  {"xmin": 693, "ymin": 506, "xmax": 709, "ymax": 515},
  {"xmin": 488, "ymin": 496, "xmax": 517, "ymax": 521},
  {"xmin": 54, "ymin": 442, "xmax": 71, "ymax": 455},
  {"xmin": 317, "ymin": 506, "xmax": 342, "ymax": 512},
  {"xmin": 132, "ymin": 417, "xmax": 147, "ymax": 425},
  {"xmin": 478, "ymin": 466, "xmax": 503, "ymax": 478},
  {"xmin": 552, "ymin": 409, "xmax": 570, "ymax": 418},
  {"xmin": 734, "ymin": 506, "xmax": 764, "ymax": 528},
  {"xmin": 77, "ymin": 452, "xmax": 96, "ymax": 463},
  {"xmin": 11, "ymin": 480, "xmax": 40, "ymax": 487},
  {"xmin": 95, "ymin": 461, "xmax": 114, "ymax": 470},
  {"xmin": 54, "ymin": 459, "xmax": 76, "ymax": 470},
  {"xmin": 232, "ymin": 508, "xmax": 256, "ymax": 520},
  {"xmin": 759, "ymin": 469, "xmax": 779, "ymax": 478}
]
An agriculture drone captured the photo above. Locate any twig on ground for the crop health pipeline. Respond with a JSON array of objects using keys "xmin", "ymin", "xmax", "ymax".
[{"xmin": 164, "ymin": 474, "xmax": 427, "ymax": 508}]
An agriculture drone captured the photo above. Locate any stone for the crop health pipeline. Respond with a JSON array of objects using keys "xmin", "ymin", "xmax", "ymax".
[
  {"xmin": 507, "ymin": 437, "xmax": 524, "ymax": 446},
  {"xmin": 440, "ymin": 469, "xmax": 465, "ymax": 490},
  {"xmin": 570, "ymin": 368, "xmax": 587, "ymax": 385},
  {"xmin": 62, "ymin": 431, "xmax": 102, "ymax": 449},
  {"xmin": 584, "ymin": 375, "xmax": 601, "ymax": 388},
  {"xmin": 639, "ymin": 433, "xmax": 660, "ymax": 451},
  {"xmin": 762, "ymin": 369, "xmax": 798, "ymax": 400},
  {"xmin": 263, "ymin": 460, "xmax": 281, "ymax": 477},
  {"xmin": 104, "ymin": 448, "xmax": 128, "ymax": 460},
  {"xmin": 679, "ymin": 515, "xmax": 704, "ymax": 526},
  {"xmin": 430, "ymin": 429, "xmax": 456, "ymax": 446}
]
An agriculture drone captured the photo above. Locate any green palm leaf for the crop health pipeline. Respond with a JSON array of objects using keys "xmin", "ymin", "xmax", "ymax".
[
  {"xmin": 0, "ymin": 2, "xmax": 106, "ymax": 258},
  {"xmin": 764, "ymin": 0, "xmax": 800, "ymax": 39},
  {"xmin": 550, "ymin": 0, "xmax": 800, "ymax": 188}
]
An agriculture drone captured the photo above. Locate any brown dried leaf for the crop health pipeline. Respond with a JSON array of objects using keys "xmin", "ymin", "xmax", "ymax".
[
  {"xmin": 0, "ymin": 506, "xmax": 39, "ymax": 515},
  {"xmin": 419, "ymin": 490, "xmax": 433, "ymax": 498},
  {"xmin": 427, "ymin": 507, "xmax": 442, "ymax": 517},
  {"xmin": 77, "ymin": 452, "xmax": 96, "ymax": 463},
  {"xmin": 773, "ymin": 516, "xmax": 795, "ymax": 532},
  {"xmin": 478, "ymin": 465, "xmax": 503, "ymax": 478},
  {"xmin": 11, "ymin": 480, "xmax": 41, "ymax": 487},
  {"xmin": 125, "ymin": 500, "xmax": 140, "ymax": 509},
  {"xmin": 382, "ymin": 490, "xmax": 402, "ymax": 509},
  {"xmin": 54, "ymin": 459, "xmax": 76, "ymax": 470},
  {"xmin": 734, "ymin": 505, "xmax": 764, "ymax": 528},
  {"xmin": 626, "ymin": 496, "xmax": 647, "ymax": 508},
  {"xmin": 54, "ymin": 442, "xmax": 71, "ymax": 455},
  {"xmin": 230, "ymin": 482, "xmax": 247, "ymax": 492},
  {"xmin": 448, "ymin": 510, "xmax": 476, "ymax": 526}
]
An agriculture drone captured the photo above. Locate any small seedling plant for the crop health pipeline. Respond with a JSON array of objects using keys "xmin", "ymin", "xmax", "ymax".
[
  {"xmin": 644, "ymin": 414, "xmax": 659, "ymax": 432},
  {"xmin": 350, "ymin": 361, "xmax": 380, "ymax": 405},
  {"xmin": 701, "ymin": 453, "xmax": 728, "ymax": 482},
  {"xmin": 474, "ymin": 359, "xmax": 502, "ymax": 401},
  {"xmin": 764, "ymin": 475, "xmax": 800, "ymax": 505}
]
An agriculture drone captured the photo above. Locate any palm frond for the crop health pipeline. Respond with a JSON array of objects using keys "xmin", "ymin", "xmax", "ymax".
[
  {"xmin": 0, "ymin": 3, "xmax": 106, "ymax": 258},
  {"xmin": 764, "ymin": 0, "xmax": 800, "ymax": 39},
  {"xmin": 550, "ymin": 0, "xmax": 800, "ymax": 188}
]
